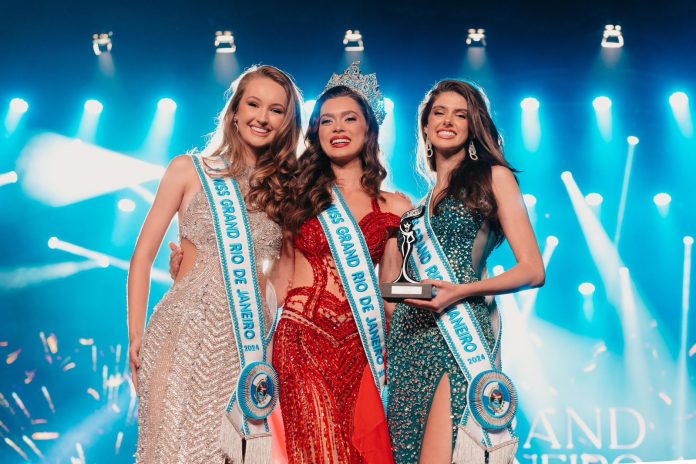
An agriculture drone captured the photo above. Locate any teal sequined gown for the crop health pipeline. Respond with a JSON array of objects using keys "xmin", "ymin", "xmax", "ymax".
[{"xmin": 387, "ymin": 196, "xmax": 500, "ymax": 463}]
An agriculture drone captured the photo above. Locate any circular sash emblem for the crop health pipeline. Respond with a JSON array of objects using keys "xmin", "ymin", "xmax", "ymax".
[
  {"xmin": 236, "ymin": 362, "xmax": 279, "ymax": 420},
  {"xmin": 467, "ymin": 369, "xmax": 517, "ymax": 431}
]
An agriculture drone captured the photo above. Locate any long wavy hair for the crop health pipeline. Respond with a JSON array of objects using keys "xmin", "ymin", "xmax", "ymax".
[
  {"xmin": 417, "ymin": 80, "xmax": 517, "ymax": 244},
  {"xmin": 201, "ymin": 65, "xmax": 302, "ymax": 225},
  {"xmin": 285, "ymin": 85, "xmax": 386, "ymax": 233}
]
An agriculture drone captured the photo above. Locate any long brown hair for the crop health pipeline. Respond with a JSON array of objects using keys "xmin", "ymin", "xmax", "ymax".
[
  {"xmin": 284, "ymin": 85, "xmax": 386, "ymax": 233},
  {"xmin": 417, "ymin": 80, "xmax": 517, "ymax": 244},
  {"xmin": 201, "ymin": 65, "xmax": 302, "ymax": 225}
]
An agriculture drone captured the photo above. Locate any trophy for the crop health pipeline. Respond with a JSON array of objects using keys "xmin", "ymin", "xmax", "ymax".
[{"xmin": 380, "ymin": 207, "xmax": 434, "ymax": 302}]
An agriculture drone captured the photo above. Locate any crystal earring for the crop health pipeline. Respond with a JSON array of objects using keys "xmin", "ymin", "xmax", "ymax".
[
  {"xmin": 468, "ymin": 140, "xmax": 478, "ymax": 161},
  {"xmin": 233, "ymin": 118, "xmax": 239, "ymax": 132},
  {"xmin": 425, "ymin": 137, "xmax": 434, "ymax": 158}
]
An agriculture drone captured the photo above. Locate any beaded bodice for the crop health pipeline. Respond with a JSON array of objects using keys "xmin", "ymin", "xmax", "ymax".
[
  {"xmin": 284, "ymin": 199, "xmax": 400, "ymax": 340},
  {"xmin": 179, "ymin": 171, "xmax": 282, "ymax": 269},
  {"xmin": 406, "ymin": 195, "xmax": 498, "ymax": 284}
]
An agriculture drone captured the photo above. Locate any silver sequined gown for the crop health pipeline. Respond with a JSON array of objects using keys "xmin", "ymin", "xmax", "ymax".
[
  {"xmin": 136, "ymin": 168, "xmax": 282, "ymax": 464},
  {"xmin": 387, "ymin": 196, "xmax": 500, "ymax": 463}
]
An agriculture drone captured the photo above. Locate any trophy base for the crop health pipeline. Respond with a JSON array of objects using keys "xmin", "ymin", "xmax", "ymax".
[{"xmin": 381, "ymin": 282, "xmax": 433, "ymax": 302}]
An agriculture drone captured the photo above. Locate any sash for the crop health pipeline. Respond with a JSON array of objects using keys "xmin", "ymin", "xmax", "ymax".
[
  {"xmin": 409, "ymin": 192, "xmax": 518, "ymax": 463},
  {"xmin": 192, "ymin": 156, "xmax": 279, "ymax": 462},
  {"xmin": 318, "ymin": 186, "xmax": 388, "ymax": 402}
]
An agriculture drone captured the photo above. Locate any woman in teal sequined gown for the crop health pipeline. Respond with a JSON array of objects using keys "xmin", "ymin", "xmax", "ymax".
[{"xmin": 386, "ymin": 80, "xmax": 545, "ymax": 464}]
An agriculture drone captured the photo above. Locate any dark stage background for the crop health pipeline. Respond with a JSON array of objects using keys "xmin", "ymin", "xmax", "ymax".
[{"xmin": 1, "ymin": 0, "xmax": 695, "ymax": 462}]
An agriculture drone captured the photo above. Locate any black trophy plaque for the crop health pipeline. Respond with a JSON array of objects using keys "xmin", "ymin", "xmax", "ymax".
[{"xmin": 381, "ymin": 206, "xmax": 434, "ymax": 302}]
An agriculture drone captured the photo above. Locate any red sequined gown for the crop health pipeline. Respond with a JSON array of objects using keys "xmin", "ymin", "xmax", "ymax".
[{"xmin": 273, "ymin": 198, "xmax": 399, "ymax": 463}]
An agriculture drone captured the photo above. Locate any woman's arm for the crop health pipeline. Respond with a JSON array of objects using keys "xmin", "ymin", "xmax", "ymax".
[
  {"xmin": 127, "ymin": 156, "xmax": 193, "ymax": 391},
  {"xmin": 379, "ymin": 192, "xmax": 414, "ymax": 319},
  {"xmin": 405, "ymin": 166, "xmax": 545, "ymax": 312}
]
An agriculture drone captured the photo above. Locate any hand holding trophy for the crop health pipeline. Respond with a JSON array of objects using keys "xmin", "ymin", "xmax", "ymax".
[{"xmin": 381, "ymin": 206, "xmax": 434, "ymax": 302}]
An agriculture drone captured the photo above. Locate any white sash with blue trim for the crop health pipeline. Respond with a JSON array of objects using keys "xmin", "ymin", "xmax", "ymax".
[
  {"xmin": 409, "ymin": 192, "xmax": 519, "ymax": 464},
  {"xmin": 318, "ymin": 186, "xmax": 388, "ymax": 404},
  {"xmin": 192, "ymin": 155, "xmax": 278, "ymax": 464}
]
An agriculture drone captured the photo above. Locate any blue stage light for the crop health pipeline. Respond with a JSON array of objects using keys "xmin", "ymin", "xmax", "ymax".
[
  {"xmin": 653, "ymin": 193, "xmax": 671, "ymax": 207},
  {"xmin": 0, "ymin": 171, "xmax": 18, "ymax": 187},
  {"xmin": 669, "ymin": 91, "xmax": 693, "ymax": 138},
  {"xmin": 520, "ymin": 97, "xmax": 539, "ymax": 111},
  {"xmin": 578, "ymin": 282, "xmax": 596, "ymax": 296},
  {"xmin": 157, "ymin": 98, "xmax": 177, "ymax": 112},
  {"xmin": 585, "ymin": 193, "xmax": 603, "ymax": 206},
  {"xmin": 593, "ymin": 96, "xmax": 612, "ymax": 110},
  {"xmin": 10, "ymin": 98, "xmax": 29, "ymax": 113},
  {"xmin": 670, "ymin": 91, "xmax": 688, "ymax": 107},
  {"xmin": 627, "ymin": 135, "xmax": 639, "ymax": 145},
  {"xmin": 118, "ymin": 198, "xmax": 136, "ymax": 213},
  {"xmin": 523, "ymin": 193, "xmax": 537, "ymax": 207},
  {"xmin": 84, "ymin": 99, "xmax": 103, "ymax": 114},
  {"xmin": 384, "ymin": 97, "xmax": 394, "ymax": 113}
]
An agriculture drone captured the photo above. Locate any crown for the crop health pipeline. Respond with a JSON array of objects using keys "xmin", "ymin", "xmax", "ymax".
[{"xmin": 324, "ymin": 61, "xmax": 386, "ymax": 125}]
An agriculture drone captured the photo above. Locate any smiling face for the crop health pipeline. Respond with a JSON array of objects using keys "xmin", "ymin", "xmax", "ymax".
[
  {"xmin": 234, "ymin": 76, "xmax": 288, "ymax": 153},
  {"xmin": 317, "ymin": 96, "xmax": 368, "ymax": 165},
  {"xmin": 424, "ymin": 91, "xmax": 470, "ymax": 156}
]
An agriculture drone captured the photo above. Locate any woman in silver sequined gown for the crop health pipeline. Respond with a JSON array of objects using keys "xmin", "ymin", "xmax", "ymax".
[
  {"xmin": 127, "ymin": 66, "xmax": 302, "ymax": 463},
  {"xmin": 386, "ymin": 80, "xmax": 545, "ymax": 463}
]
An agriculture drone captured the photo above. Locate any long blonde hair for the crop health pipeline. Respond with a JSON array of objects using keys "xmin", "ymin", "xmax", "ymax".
[{"xmin": 202, "ymin": 65, "xmax": 303, "ymax": 225}]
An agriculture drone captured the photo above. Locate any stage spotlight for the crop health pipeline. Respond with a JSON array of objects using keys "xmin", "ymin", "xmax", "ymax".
[
  {"xmin": 142, "ymin": 100, "xmax": 177, "ymax": 162},
  {"xmin": 593, "ymin": 96, "xmax": 612, "ymax": 111},
  {"xmin": 627, "ymin": 136, "xmax": 639, "ymax": 145},
  {"xmin": 78, "ymin": 100, "xmax": 104, "ymax": 143},
  {"xmin": 49, "ymin": 237, "xmax": 170, "ymax": 283},
  {"xmin": 670, "ymin": 91, "xmax": 688, "ymax": 107},
  {"xmin": 523, "ymin": 194, "xmax": 537, "ymax": 208},
  {"xmin": 466, "ymin": 28, "xmax": 486, "ymax": 47},
  {"xmin": 18, "ymin": 133, "xmax": 165, "ymax": 206},
  {"xmin": 593, "ymin": 96, "xmax": 613, "ymax": 142},
  {"xmin": 669, "ymin": 91, "xmax": 693, "ymax": 138},
  {"xmin": 653, "ymin": 193, "xmax": 671, "ymax": 207},
  {"xmin": 686, "ymin": 236, "xmax": 695, "ymax": 246},
  {"xmin": 84, "ymin": 99, "xmax": 103, "ymax": 115},
  {"xmin": 0, "ymin": 171, "xmax": 18, "ymax": 187},
  {"xmin": 158, "ymin": 98, "xmax": 177, "ymax": 112},
  {"xmin": 492, "ymin": 265, "xmax": 504, "ymax": 275},
  {"xmin": 654, "ymin": 193, "xmax": 672, "ymax": 218},
  {"xmin": 384, "ymin": 97, "xmax": 394, "ymax": 114},
  {"xmin": 343, "ymin": 30, "xmax": 364, "ymax": 51},
  {"xmin": 521, "ymin": 97, "xmax": 541, "ymax": 152},
  {"xmin": 601, "ymin": 25, "xmax": 624, "ymax": 48},
  {"xmin": 5, "ymin": 98, "xmax": 29, "ymax": 134},
  {"xmin": 560, "ymin": 171, "xmax": 572, "ymax": 182},
  {"xmin": 117, "ymin": 198, "xmax": 136, "ymax": 213},
  {"xmin": 301, "ymin": 99, "xmax": 317, "ymax": 130},
  {"xmin": 215, "ymin": 31, "xmax": 237, "ymax": 54},
  {"xmin": 521, "ymin": 97, "xmax": 539, "ymax": 111},
  {"xmin": 92, "ymin": 32, "xmax": 113, "ymax": 56},
  {"xmin": 585, "ymin": 193, "xmax": 603, "ymax": 206},
  {"xmin": 579, "ymin": 282, "xmax": 596, "ymax": 296},
  {"xmin": 10, "ymin": 98, "xmax": 29, "ymax": 114},
  {"xmin": 0, "ymin": 261, "xmax": 102, "ymax": 291}
]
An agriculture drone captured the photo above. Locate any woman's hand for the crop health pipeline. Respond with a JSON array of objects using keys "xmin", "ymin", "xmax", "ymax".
[
  {"xmin": 403, "ymin": 280, "xmax": 469, "ymax": 314},
  {"xmin": 129, "ymin": 337, "xmax": 142, "ymax": 394},
  {"xmin": 169, "ymin": 242, "xmax": 183, "ymax": 280}
]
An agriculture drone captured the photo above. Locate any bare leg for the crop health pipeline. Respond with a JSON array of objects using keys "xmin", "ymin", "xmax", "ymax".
[{"xmin": 420, "ymin": 374, "xmax": 453, "ymax": 464}]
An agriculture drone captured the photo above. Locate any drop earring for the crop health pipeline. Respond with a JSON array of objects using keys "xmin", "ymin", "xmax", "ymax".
[
  {"xmin": 468, "ymin": 140, "xmax": 478, "ymax": 160},
  {"xmin": 425, "ymin": 137, "xmax": 434, "ymax": 158}
]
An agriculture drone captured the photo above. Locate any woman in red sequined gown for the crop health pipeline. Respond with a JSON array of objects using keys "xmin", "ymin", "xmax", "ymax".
[{"xmin": 274, "ymin": 83, "xmax": 411, "ymax": 463}]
